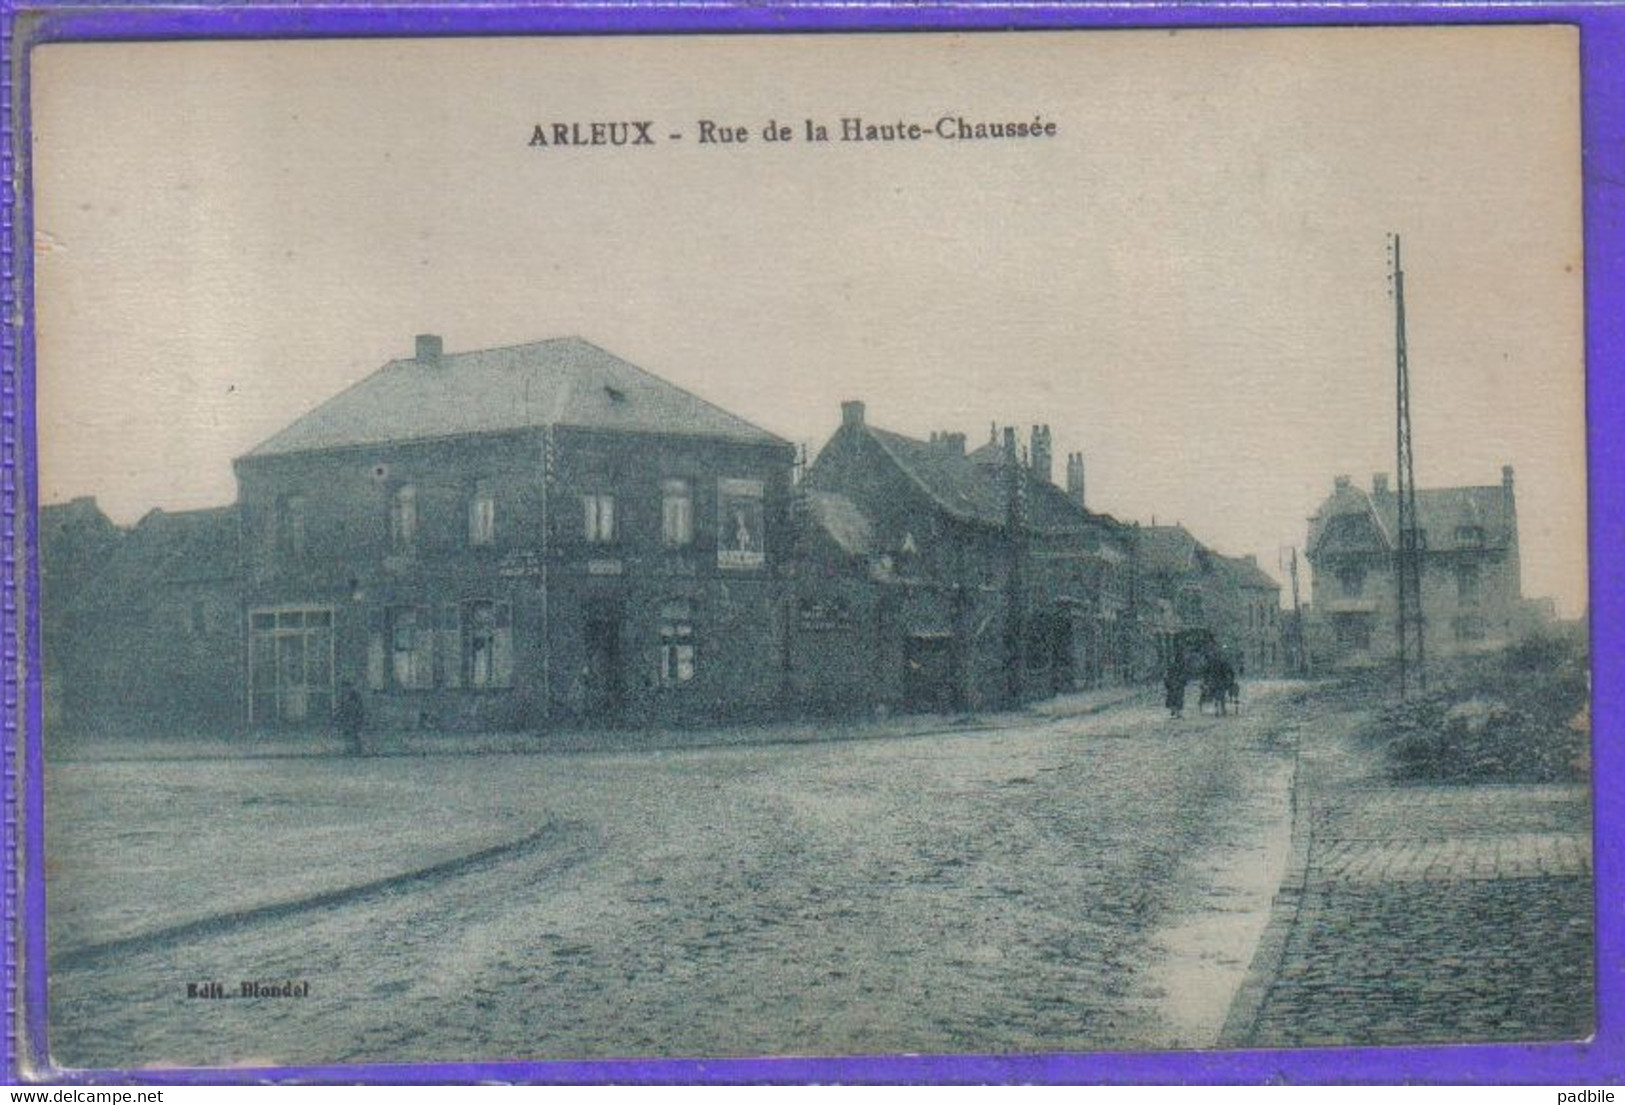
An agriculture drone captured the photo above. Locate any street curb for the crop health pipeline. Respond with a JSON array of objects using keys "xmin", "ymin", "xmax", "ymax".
[{"xmin": 1217, "ymin": 722, "xmax": 1316, "ymax": 1049}]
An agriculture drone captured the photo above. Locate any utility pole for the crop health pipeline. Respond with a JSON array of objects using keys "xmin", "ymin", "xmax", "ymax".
[
  {"xmin": 1003, "ymin": 426, "xmax": 1028, "ymax": 706},
  {"xmin": 1287, "ymin": 546, "xmax": 1311, "ymax": 677},
  {"xmin": 1391, "ymin": 234, "xmax": 1426, "ymax": 697}
]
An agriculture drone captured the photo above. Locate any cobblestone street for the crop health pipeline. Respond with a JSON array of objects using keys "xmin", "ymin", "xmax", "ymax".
[
  {"xmin": 45, "ymin": 680, "xmax": 1595, "ymax": 1068},
  {"xmin": 1223, "ymin": 713, "xmax": 1594, "ymax": 1048},
  {"xmin": 47, "ymin": 688, "xmax": 1300, "ymax": 1068}
]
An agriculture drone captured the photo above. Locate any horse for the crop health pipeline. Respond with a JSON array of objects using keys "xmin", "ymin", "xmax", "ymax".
[{"xmin": 1198, "ymin": 658, "xmax": 1240, "ymax": 716}]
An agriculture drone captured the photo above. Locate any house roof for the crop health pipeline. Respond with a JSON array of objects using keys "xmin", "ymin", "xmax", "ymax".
[
  {"xmin": 1137, "ymin": 524, "xmax": 1280, "ymax": 591},
  {"xmin": 1308, "ymin": 481, "xmax": 1513, "ymax": 556},
  {"xmin": 860, "ymin": 425, "xmax": 1122, "ymax": 536},
  {"xmin": 804, "ymin": 490, "xmax": 875, "ymax": 558},
  {"xmin": 244, "ymin": 337, "xmax": 786, "ymax": 459},
  {"xmin": 1137, "ymin": 525, "xmax": 1202, "ymax": 576},
  {"xmin": 73, "ymin": 506, "xmax": 240, "ymax": 612},
  {"xmin": 1215, "ymin": 553, "xmax": 1281, "ymax": 592}
]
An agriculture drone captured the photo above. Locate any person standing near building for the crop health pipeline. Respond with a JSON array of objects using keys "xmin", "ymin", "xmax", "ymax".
[
  {"xmin": 1164, "ymin": 657, "xmax": 1187, "ymax": 719},
  {"xmin": 337, "ymin": 680, "xmax": 366, "ymax": 756}
]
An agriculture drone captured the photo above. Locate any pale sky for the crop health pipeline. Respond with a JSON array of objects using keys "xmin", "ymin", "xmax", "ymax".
[{"xmin": 29, "ymin": 28, "xmax": 1588, "ymax": 614}]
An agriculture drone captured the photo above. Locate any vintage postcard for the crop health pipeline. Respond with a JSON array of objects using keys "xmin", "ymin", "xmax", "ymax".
[{"xmin": 26, "ymin": 27, "xmax": 1590, "ymax": 1072}]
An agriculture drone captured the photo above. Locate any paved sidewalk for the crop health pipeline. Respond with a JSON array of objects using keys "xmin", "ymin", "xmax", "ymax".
[{"xmin": 1223, "ymin": 713, "xmax": 1594, "ymax": 1048}]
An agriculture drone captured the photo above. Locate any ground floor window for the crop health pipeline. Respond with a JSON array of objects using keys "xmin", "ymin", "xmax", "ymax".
[
  {"xmin": 390, "ymin": 605, "xmax": 434, "ymax": 689},
  {"xmin": 367, "ymin": 601, "xmax": 513, "ymax": 691},
  {"xmin": 659, "ymin": 599, "xmax": 696, "ymax": 686},
  {"xmin": 467, "ymin": 601, "xmax": 515, "ymax": 688}
]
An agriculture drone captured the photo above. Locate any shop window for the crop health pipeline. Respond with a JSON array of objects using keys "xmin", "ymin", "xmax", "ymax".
[{"xmin": 390, "ymin": 605, "xmax": 433, "ymax": 689}]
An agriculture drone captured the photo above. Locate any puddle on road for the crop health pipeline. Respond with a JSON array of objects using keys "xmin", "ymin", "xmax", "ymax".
[{"xmin": 1144, "ymin": 754, "xmax": 1295, "ymax": 1049}]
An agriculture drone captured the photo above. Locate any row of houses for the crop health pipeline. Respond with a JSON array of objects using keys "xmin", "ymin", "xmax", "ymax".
[{"xmin": 42, "ymin": 334, "xmax": 1294, "ymax": 735}]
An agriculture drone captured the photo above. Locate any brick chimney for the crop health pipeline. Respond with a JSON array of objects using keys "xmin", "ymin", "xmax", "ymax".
[
  {"xmin": 415, "ymin": 333, "xmax": 443, "ymax": 365},
  {"xmin": 1334, "ymin": 474, "xmax": 1352, "ymax": 492},
  {"xmin": 1372, "ymin": 473, "xmax": 1389, "ymax": 495},
  {"xmin": 841, "ymin": 400, "xmax": 866, "ymax": 428},
  {"xmin": 1066, "ymin": 452, "xmax": 1087, "ymax": 510},
  {"xmin": 1030, "ymin": 425, "xmax": 1053, "ymax": 485},
  {"xmin": 943, "ymin": 432, "xmax": 966, "ymax": 457}
]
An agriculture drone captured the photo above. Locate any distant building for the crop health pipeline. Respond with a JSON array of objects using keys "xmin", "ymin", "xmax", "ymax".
[
  {"xmin": 1305, "ymin": 467, "xmax": 1524, "ymax": 666},
  {"xmin": 40, "ymin": 503, "xmax": 241, "ymax": 732},
  {"xmin": 795, "ymin": 405, "xmax": 1135, "ymax": 714},
  {"xmin": 39, "ymin": 497, "xmax": 122, "ymax": 729},
  {"xmin": 233, "ymin": 335, "xmax": 795, "ymax": 731},
  {"xmin": 1134, "ymin": 524, "xmax": 1284, "ymax": 676}
]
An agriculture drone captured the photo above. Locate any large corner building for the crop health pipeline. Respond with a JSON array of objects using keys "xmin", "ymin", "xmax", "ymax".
[{"xmin": 233, "ymin": 335, "xmax": 794, "ymax": 730}]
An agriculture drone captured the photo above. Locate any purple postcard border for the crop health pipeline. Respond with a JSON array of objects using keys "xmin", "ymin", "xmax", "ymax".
[{"xmin": 4, "ymin": 0, "xmax": 1621, "ymax": 1086}]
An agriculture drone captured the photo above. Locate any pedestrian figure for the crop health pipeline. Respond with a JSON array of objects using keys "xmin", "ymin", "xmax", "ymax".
[
  {"xmin": 337, "ymin": 680, "xmax": 366, "ymax": 756},
  {"xmin": 1164, "ymin": 660, "xmax": 1187, "ymax": 719},
  {"xmin": 1198, "ymin": 656, "xmax": 1240, "ymax": 716}
]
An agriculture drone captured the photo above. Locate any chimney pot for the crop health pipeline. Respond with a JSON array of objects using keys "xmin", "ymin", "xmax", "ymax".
[
  {"xmin": 415, "ymin": 333, "xmax": 443, "ymax": 364},
  {"xmin": 1502, "ymin": 464, "xmax": 1515, "ymax": 487},
  {"xmin": 1030, "ymin": 424, "xmax": 1054, "ymax": 485},
  {"xmin": 1334, "ymin": 474, "xmax": 1352, "ymax": 492},
  {"xmin": 841, "ymin": 400, "xmax": 866, "ymax": 428},
  {"xmin": 1065, "ymin": 452, "xmax": 1087, "ymax": 509}
]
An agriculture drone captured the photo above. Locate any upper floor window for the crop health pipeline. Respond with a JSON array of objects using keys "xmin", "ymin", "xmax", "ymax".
[
  {"xmin": 1337, "ymin": 565, "xmax": 1366, "ymax": 598},
  {"xmin": 583, "ymin": 493, "xmax": 617, "ymax": 544},
  {"xmin": 717, "ymin": 478, "xmax": 765, "ymax": 570},
  {"xmin": 276, "ymin": 494, "xmax": 307, "ymax": 559},
  {"xmin": 390, "ymin": 485, "xmax": 417, "ymax": 553},
  {"xmin": 662, "ymin": 479, "xmax": 694, "ymax": 547},
  {"xmin": 1456, "ymin": 525, "xmax": 1486, "ymax": 547},
  {"xmin": 1456, "ymin": 563, "xmax": 1481, "ymax": 607},
  {"xmin": 469, "ymin": 480, "xmax": 496, "ymax": 547}
]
